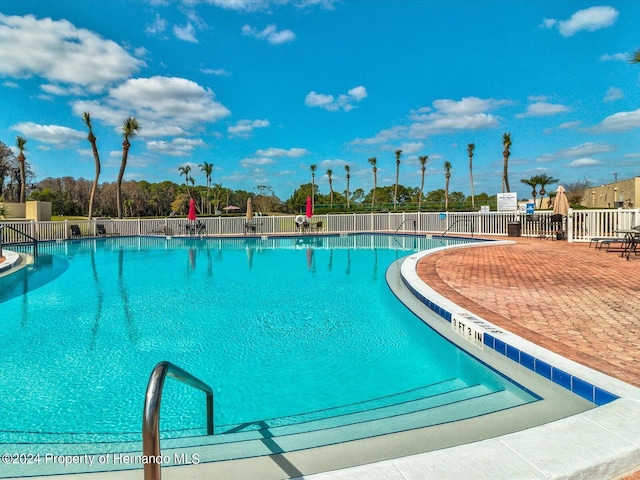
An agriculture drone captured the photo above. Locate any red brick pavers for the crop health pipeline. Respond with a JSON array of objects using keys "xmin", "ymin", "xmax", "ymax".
[
  {"xmin": 416, "ymin": 236, "xmax": 640, "ymax": 388},
  {"xmin": 417, "ymin": 236, "xmax": 640, "ymax": 479}
]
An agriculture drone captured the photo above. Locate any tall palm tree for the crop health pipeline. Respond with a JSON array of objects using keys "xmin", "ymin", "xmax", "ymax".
[
  {"xmin": 502, "ymin": 133, "xmax": 511, "ymax": 193},
  {"xmin": 83, "ymin": 112, "xmax": 101, "ymax": 219},
  {"xmin": 117, "ymin": 117, "xmax": 140, "ymax": 219},
  {"xmin": 15, "ymin": 135, "xmax": 27, "ymax": 203},
  {"xmin": 178, "ymin": 164, "xmax": 192, "ymax": 198},
  {"xmin": 199, "ymin": 161, "xmax": 213, "ymax": 214},
  {"xmin": 368, "ymin": 157, "xmax": 377, "ymax": 211},
  {"xmin": 327, "ymin": 168, "xmax": 334, "ymax": 208},
  {"xmin": 418, "ymin": 155, "xmax": 428, "ymax": 210},
  {"xmin": 631, "ymin": 49, "xmax": 640, "ymax": 63},
  {"xmin": 536, "ymin": 173, "xmax": 559, "ymax": 209},
  {"xmin": 520, "ymin": 176, "xmax": 539, "ymax": 207},
  {"xmin": 344, "ymin": 164, "xmax": 351, "ymax": 209},
  {"xmin": 394, "ymin": 149, "xmax": 402, "ymax": 211},
  {"xmin": 443, "ymin": 160, "xmax": 452, "ymax": 211},
  {"xmin": 310, "ymin": 164, "xmax": 317, "ymax": 211},
  {"xmin": 467, "ymin": 143, "xmax": 475, "ymax": 208}
]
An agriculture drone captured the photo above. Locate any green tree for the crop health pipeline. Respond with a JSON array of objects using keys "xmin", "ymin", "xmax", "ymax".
[
  {"xmin": 502, "ymin": 133, "xmax": 511, "ymax": 193},
  {"xmin": 467, "ymin": 143, "xmax": 475, "ymax": 208},
  {"xmin": 536, "ymin": 173, "xmax": 559, "ymax": 209},
  {"xmin": 117, "ymin": 117, "xmax": 140, "ymax": 219},
  {"xmin": 418, "ymin": 155, "xmax": 428, "ymax": 211},
  {"xmin": 199, "ymin": 161, "xmax": 213, "ymax": 214},
  {"xmin": 368, "ymin": 156, "xmax": 377, "ymax": 210},
  {"xmin": 344, "ymin": 164, "xmax": 351, "ymax": 209},
  {"xmin": 178, "ymin": 164, "xmax": 192, "ymax": 199},
  {"xmin": 326, "ymin": 168, "xmax": 334, "ymax": 208},
  {"xmin": 520, "ymin": 176, "xmax": 539, "ymax": 207},
  {"xmin": 16, "ymin": 135, "xmax": 27, "ymax": 203},
  {"xmin": 394, "ymin": 149, "xmax": 402, "ymax": 210},
  {"xmin": 443, "ymin": 160, "xmax": 452, "ymax": 211},
  {"xmin": 82, "ymin": 112, "xmax": 101, "ymax": 219}
]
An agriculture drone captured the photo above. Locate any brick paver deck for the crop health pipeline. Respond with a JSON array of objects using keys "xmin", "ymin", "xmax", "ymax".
[
  {"xmin": 416, "ymin": 236, "xmax": 640, "ymax": 479},
  {"xmin": 416, "ymin": 236, "xmax": 640, "ymax": 388}
]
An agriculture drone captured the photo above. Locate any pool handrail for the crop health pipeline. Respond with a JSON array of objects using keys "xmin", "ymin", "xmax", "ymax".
[{"xmin": 143, "ymin": 361, "xmax": 214, "ymax": 480}]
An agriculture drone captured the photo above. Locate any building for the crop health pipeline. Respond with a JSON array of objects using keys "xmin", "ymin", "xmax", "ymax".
[{"xmin": 581, "ymin": 177, "xmax": 640, "ymax": 209}]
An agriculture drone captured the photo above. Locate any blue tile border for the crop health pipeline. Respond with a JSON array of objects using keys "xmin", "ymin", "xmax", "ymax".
[{"xmin": 401, "ymin": 274, "xmax": 619, "ymax": 406}]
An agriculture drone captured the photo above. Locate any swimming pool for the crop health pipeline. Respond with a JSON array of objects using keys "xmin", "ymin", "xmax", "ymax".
[{"xmin": 0, "ymin": 234, "xmax": 549, "ymax": 474}]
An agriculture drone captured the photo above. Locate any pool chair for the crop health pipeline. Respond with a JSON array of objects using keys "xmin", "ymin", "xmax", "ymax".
[
  {"xmin": 550, "ymin": 214, "xmax": 566, "ymax": 240},
  {"xmin": 244, "ymin": 222, "xmax": 257, "ymax": 235},
  {"xmin": 96, "ymin": 224, "xmax": 119, "ymax": 236},
  {"xmin": 525, "ymin": 214, "xmax": 544, "ymax": 239},
  {"xmin": 70, "ymin": 224, "xmax": 82, "ymax": 238},
  {"xmin": 312, "ymin": 221, "xmax": 323, "ymax": 232}
]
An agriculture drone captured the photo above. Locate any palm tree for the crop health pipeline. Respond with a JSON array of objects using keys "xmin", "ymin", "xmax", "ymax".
[
  {"xmin": 116, "ymin": 117, "xmax": 140, "ymax": 219},
  {"xmin": 631, "ymin": 49, "xmax": 640, "ymax": 63},
  {"xmin": 502, "ymin": 133, "xmax": 511, "ymax": 193},
  {"xmin": 327, "ymin": 168, "xmax": 334, "ymax": 208},
  {"xmin": 15, "ymin": 135, "xmax": 27, "ymax": 203},
  {"xmin": 83, "ymin": 112, "xmax": 101, "ymax": 219},
  {"xmin": 418, "ymin": 155, "xmax": 428, "ymax": 210},
  {"xmin": 536, "ymin": 173, "xmax": 559, "ymax": 209},
  {"xmin": 443, "ymin": 160, "xmax": 452, "ymax": 211},
  {"xmin": 310, "ymin": 164, "xmax": 317, "ymax": 211},
  {"xmin": 394, "ymin": 149, "xmax": 402, "ymax": 211},
  {"xmin": 344, "ymin": 164, "xmax": 351, "ymax": 209},
  {"xmin": 199, "ymin": 161, "xmax": 213, "ymax": 214},
  {"xmin": 520, "ymin": 176, "xmax": 539, "ymax": 207},
  {"xmin": 467, "ymin": 143, "xmax": 475, "ymax": 208},
  {"xmin": 368, "ymin": 157, "xmax": 377, "ymax": 211},
  {"xmin": 178, "ymin": 164, "xmax": 192, "ymax": 198}
]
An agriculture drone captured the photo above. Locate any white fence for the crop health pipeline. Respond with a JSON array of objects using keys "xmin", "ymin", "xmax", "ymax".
[{"xmin": 1, "ymin": 209, "xmax": 639, "ymax": 245}]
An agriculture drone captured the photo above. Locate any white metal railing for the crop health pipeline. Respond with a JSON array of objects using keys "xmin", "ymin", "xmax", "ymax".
[{"xmin": 2, "ymin": 209, "xmax": 639, "ymax": 244}]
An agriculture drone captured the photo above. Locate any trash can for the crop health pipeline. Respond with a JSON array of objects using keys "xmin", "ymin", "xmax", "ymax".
[{"xmin": 507, "ymin": 222, "xmax": 521, "ymax": 237}]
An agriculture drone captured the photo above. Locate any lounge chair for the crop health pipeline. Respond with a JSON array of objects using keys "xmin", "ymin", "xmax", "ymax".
[
  {"xmin": 97, "ymin": 224, "xmax": 119, "ymax": 236},
  {"xmin": 70, "ymin": 224, "xmax": 82, "ymax": 237}
]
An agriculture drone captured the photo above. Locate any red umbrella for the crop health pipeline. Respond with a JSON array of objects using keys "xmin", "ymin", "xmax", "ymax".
[
  {"xmin": 305, "ymin": 196, "xmax": 313, "ymax": 219},
  {"xmin": 188, "ymin": 198, "xmax": 197, "ymax": 221}
]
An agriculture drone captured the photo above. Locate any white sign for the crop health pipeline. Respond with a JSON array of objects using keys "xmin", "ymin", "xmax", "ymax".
[
  {"xmin": 451, "ymin": 313, "xmax": 484, "ymax": 350},
  {"xmin": 480, "ymin": 205, "xmax": 490, "ymax": 213},
  {"xmin": 497, "ymin": 192, "xmax": 518, "ymax": 212}
]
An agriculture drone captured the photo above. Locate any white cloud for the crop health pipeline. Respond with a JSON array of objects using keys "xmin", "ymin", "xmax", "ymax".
[
  {"xmin": 557, "ymin": 142, "xmax": 615, "ymax": 158},
  {"xmin": 201, "ymin": 68, "xmax": 230, "ymax": 76},
  {"xmin": 197, "ymin": 0, "xmax": 336, "ymax": 12},
  {"xmin": 604, "ymin": 87, "xmax": 623, "ymax": 102},
  {"xmin": 2, "ymin": 80, "xmax": 19, "ymax": 88},
  {"xmin": 567, "ymin": 158, "xmax": 602, "ymax": 167},
  {"xmin": 146, "ymin": 14, "xmax": 167, "ymax": 35},
  {"xmin": 600, "ymin": 52, "xmax": 630, "ymax": 62},
  {"xmin": 239, "ymin": 157, "xmax": 276, "ymax": 167},
  {"xmin": 173, "ymin": 22, "xmax": 198, "ymax": 42},
  {"xmin": 255, "ymin": 147, "xmax": 309, "ymax": 157},
  {"xmin": 543, "ymin": 6, "xmax": 619, "ymax": 37},
  {"xmin": 228, "ymin": 119, "xmax": 270, "ymax": 138},
  {"xmin": 516, "ymin": 100, "xmax": 570, "ymax": 118},
  {"xmin": 72, "ymin": 76, "xmax": 231, "ymax": 138},
  {"xmin": 242, "ymin": 24, "xmax": 295, "ymax": 44},
  {"xmin": 305, "ymin": 85, "xmax": 368, "ymax": 111},
  {"xmin": 11, "ymin": 122, "xmax": 85, "ymax": 146},
  {"xmin": 147, "ymin": 137, "xmax": 205, "ymax": 156},
  {"xmin": 596, "ymin": 108, "xmax": 640, "ymax": 132},
  {"xmin": 0, "ymin": 13, "xmax": 144, "ymax": 91}
]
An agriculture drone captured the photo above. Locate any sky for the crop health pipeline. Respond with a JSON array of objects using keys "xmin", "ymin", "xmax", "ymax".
[{"xmin": 0, "ymin": 0, "xmax": 639, "ymax": 202}]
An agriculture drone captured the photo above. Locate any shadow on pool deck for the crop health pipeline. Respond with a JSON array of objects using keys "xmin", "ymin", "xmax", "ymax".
[{"xmin": 416, "ymin": 235, "xmax": 640, "ymax": 479}]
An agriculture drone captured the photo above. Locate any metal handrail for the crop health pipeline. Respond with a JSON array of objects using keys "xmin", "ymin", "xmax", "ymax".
[
  {"xmin": 0, "ymin": 224, "xmax": 38, "ymax": 259},
  {"xmin": 143, "ymin": 361, "xmax": 214, "ymax": 480}
]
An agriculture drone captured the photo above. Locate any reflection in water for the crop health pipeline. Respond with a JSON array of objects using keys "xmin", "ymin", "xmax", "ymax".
[
  {"xmin": 118, "ymin": 248, "xmax": 138, "ymax": 344},
  {"xmin": 346, "ymin": 249, "xmax": 351, "ymax": 275},
  {"xmin": 89, "ymin": 248, "xmax": 104, "ymax": 350},
  {"xmin": 188, "ymin": 248, "xmax": 196, "ymax": 271},
  {"xmin": 246, "ymin": 245, "xmax": 254, "ymax": 269}
]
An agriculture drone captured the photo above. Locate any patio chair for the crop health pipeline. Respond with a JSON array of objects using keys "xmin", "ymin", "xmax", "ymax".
[
  {"xmin": 97, "ymin": 224, "xmax": 119, "ymax": 236},
  {"xmin": 244, "ymin": 222, "xmax": 256, "ymax": 235},
  {"xmin": 525, "ymin": 214, "xmax": 544, "ymax": 239},
  {"xmin": 550, "ymin": 214, "xmax": 566, "ymax": 240},
  {"xmin": 70, "ymin": 224, "xmax": 82, "ymax": 238},
  {"xmin": 312, "ymin": 221, "xmax": 323, "ymax": 233}
]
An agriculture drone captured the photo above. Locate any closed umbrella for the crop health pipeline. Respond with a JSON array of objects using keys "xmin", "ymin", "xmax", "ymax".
[
  {"xmin": 553, "ymin": 185, "xmax": 569, "ymax": 217},
  {"xmin": 246, "ymin": 198, "xmax": 254, "ymax": 221},
  {"xmin": 305, "ymin": 196, "xmax": 313, "ymax": 219},
  {"xmin": 188, "ymin": 198, "xmax": 197, "ymax": 221}
]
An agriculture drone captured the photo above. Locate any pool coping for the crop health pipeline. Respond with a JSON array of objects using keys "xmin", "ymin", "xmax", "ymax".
[{"xmin": 301, "ymin": 240, "xmax": 640, "ymax": 480}]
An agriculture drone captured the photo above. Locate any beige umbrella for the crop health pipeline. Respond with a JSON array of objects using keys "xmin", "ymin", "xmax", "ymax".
[
  {"xmin": 246, "ymin": 198, "xmax": 254, "ymax": 221},
  {"xmin": 553, "ymin": 185, "xmax": 569, "ymax": 217}
]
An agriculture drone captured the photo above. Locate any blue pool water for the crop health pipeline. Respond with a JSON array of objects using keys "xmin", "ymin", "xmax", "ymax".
[{"xmin": 0, "ymin": 235, "xmax": 535, "ymax": 444}]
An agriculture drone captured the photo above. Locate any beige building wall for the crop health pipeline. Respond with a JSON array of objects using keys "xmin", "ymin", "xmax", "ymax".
[
  {"xmin": 581, "ymin": 177, "xmax": 640, "ymax": 209},
  {"xmin": 0, "ymin": 201, "xmax": 52, "ymax": 220}
]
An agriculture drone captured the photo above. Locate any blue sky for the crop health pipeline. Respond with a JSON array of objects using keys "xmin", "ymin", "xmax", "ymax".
[{"xmin": 1, "ymin": 0, "xmax": 639, "ymax": 201}]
